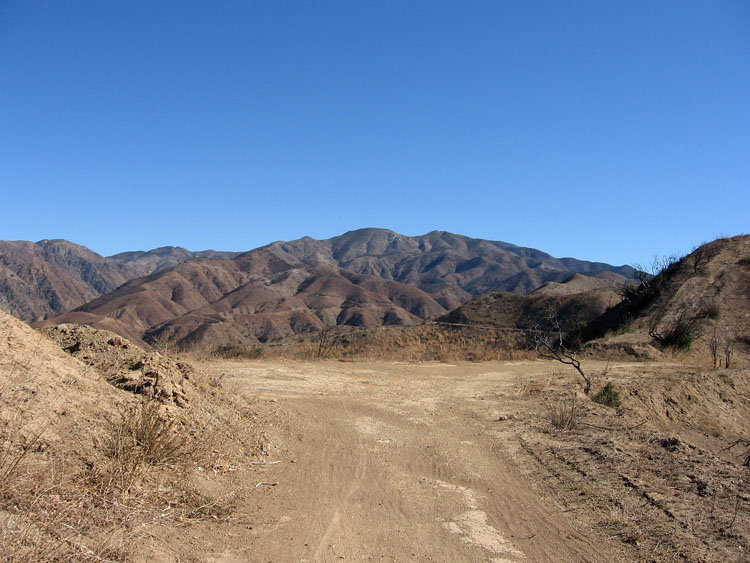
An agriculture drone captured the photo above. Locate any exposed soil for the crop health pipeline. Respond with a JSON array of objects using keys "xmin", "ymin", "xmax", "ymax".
[
  {"xmin": 0, "ymin": 312, "xmax": 265, "ymax": 561},
  {"xmin": 134, "ymin": 359, "xmax": 750, "ymax": 562}
]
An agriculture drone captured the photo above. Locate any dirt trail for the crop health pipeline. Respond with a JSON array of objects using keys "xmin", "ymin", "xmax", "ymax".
[{"xmin": 137, "ymin": 360, "xmax": 627, "ymax": 562}]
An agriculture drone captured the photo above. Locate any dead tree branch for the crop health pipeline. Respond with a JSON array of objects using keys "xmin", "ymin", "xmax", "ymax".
[
  {"xmin": 530, "ymin": 318, "xmax": 592, "ymax": 394},
  {"xmin": 723, "ymin": 438, "xmax": 750, "ymax": 467}
]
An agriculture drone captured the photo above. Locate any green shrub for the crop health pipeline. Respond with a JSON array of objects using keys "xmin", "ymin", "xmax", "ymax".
[
  {"xmin": 738, "ymin": 256, "xmax": 750, "ymax": 266},
  {"xmin": 703, "ymin": 303, "xmax": 721, "ymax": 320},
  {"xmin": 593, "ymin": 382, "xmax": 621, "ymax": 410},
  {"xmin": 661, "ymin": 321, "xmax": 694, "ymax": 351}
]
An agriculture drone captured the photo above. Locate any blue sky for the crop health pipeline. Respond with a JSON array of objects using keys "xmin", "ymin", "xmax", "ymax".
[{"xmin": 1, "ymin": 1, "xmax": 748, "ymax": 266}]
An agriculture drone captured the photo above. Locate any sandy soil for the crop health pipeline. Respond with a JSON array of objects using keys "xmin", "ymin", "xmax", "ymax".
[{"xmin": 133, "ymin": 360, "xmax": 650, "ymax": 562}]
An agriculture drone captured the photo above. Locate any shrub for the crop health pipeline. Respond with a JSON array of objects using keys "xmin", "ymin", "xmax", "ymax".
[
  {"xmin": 593, "ymin": 382, "xmax": 621, "ymax": 410},
  {"xmin": 212, "ymin": 344, "xmax": 264, "ymax": 360},
  {"xmin": 738, "ymin": 256, "xmax": 750, "ymax": 266},
  {"xmin": 546, "ymin": 398, "xmax": 579, "ymax": 431},
  {"xmin": 703, "ymin": 303, "xmax": 721, "ymax": 320},
  {"xmin": 649, "ymin": 310, "xmax": 698, "ymax": 352},
  {"xmin": 621, "ymin": 284, "xmax": 638, "ymax": 299},
  {"xmin": 661, "ymin": 320, "xmax": 694, "ymax": 351},
  {"xmin": 725, "ymin": 438, "xmax": 750, "ymax": 466},
  {"xmin": 104, "ymin": 401, "xmax": 184, "ymax": 492},
  {"xmin": 564, "ymin": 321, "xmax": 587, "ymax": 351}
]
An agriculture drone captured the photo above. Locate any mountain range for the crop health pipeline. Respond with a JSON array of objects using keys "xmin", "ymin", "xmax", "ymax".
[
  {"xmin": 1, "ymin": 229, "xmax": 635, "ymax": 348},
  {"xmin": 0, "ymin": 239, "xmax": 239, "ymax": 321}
]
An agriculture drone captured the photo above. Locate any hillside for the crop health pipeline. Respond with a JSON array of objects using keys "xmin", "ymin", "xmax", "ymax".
[
  {"xmin": 40, "ymin": 255, "xmax": 446, "ymax": 349},
  {"xmin": 0, "ymin": 240, "xmax": 240, "ymax": 322},
  {"xmin": 582, "ymin": 235, "xmax": 750, "ymax": 362},
  {"xmin": 0, "ymin": 239, "xmax": 133, "ymax": 321},
  {"xmin": 36, "ymin": 229, "xmax": 634, "ymax": 348},
  {"xmin": 108, "ymin": 246, "xmax": 241, "ymax": 277},
  {"xmin": 437, "ymin": 274, "xmax": 624, "ymax": 332}
]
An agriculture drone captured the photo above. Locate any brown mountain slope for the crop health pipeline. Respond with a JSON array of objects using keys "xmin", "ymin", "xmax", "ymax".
[
  {"xmin": 0, "ymin": 240, "xmax": 241, "ymax": 322},
  {"xmin": 263, "ymin": 228, "xmax": 635, "ymax": 304},
  {"xmin": 0, "ymin": 240, "xmax": 132, "ymax": 321},
  {"xmin": 437, "ymin": 274, "xmax": 624, "ymax": 332},
  {"xmin": 108, "ymin": 246, "xmax": 241, "ymax": 278},
  {"xmin": 32, "ymin": 229, "xmax": 634, "ymax": 347},
  {"xmin": 42, "ymin": 256, "xmax": 447, "ymax": 349}
]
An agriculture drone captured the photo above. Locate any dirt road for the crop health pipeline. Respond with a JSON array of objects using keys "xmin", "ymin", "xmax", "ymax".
[{"xmin": 137, "ymin": 360, "xmax": 628, "ymax": 562}]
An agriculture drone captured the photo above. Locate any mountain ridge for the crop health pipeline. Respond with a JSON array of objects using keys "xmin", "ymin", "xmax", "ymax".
[
  {"xmin": 27, "ymin": 228, "xmax": 636, "ymax": 348},
  {"xmin": 0, "ymin": 240, "xmax": 242, "ymax": 321}
]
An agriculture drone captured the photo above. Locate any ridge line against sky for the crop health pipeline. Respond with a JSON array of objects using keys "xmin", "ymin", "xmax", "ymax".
[
  {"xmin": 22, "ymin": 227, "xmax": 741, "ymax": 269},
  {"xmin": 1, "ymin": 1, "xmax": 748, "ymax": 266}
]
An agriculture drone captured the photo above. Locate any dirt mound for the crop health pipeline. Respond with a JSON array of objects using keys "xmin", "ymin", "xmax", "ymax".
[
  {"xmin": 0, "ymin": 311, "xmax": 124, "ymax": 454},
  {"xmin": 42, "ymin": 324, "xmax": 196, "ymax": 406},
  {"xmin": 255, "ymin": 323, "xmax": 532, "ymax": 362},
  {"xmin": 1, "ymin": 310, "xmax": 265, "ymax": 561}
]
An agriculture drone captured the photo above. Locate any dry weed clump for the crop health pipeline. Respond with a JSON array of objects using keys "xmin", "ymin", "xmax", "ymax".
[
  {"xmin": 99, "ymin": 400, "xmax": 185, "ymax": 493},
  {"xmin": 0, "ymin": 380, "xmax": 132, "ymax": 560},
  {"xmin": 211, "ymin": 344, "xmax": 264, "ymax": 360},
  {"xmin": 0, "ymin": 458, "xmax": 140, "ymax": 562},
  {"xmin": 1, "ymin": 391, "xmax": 257, "ymax": 561},
  {"xmin": 545, "ymin": 397, "xmax": 579, "ymax": 431}
]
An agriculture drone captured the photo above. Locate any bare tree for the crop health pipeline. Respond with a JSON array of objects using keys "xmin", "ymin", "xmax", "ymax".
[
  {"xmin": 689, "ymin": 244, "xmax": 710, "ymax": 273},
  {"xmin": 709, "ymin": 327, "xmax": 720, "ymax": 368},
  {"xmin": 724, "ymin": 341, "xmax": 734, "ymax": 369},
  {"xmin": 530, "ymin": 318, "xmax": 592, "ymax": 394},
  {"xmin": 316, "ymin": 327, "xmax": 339, "ymax": 359},
  {"xmin": 632, "ymin": 254, "xmax": 681, "ymax": 286}
]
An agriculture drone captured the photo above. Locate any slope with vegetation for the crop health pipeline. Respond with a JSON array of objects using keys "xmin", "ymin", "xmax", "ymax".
[
  {"xmin": 262, "ymin": 228, "xmax": 634, "ymax": 304},
  {"xmin": 582, "ymin": 235, "xmax": 750, "ymax": 364},
  {"xmin": 40, "ymin": 256, "xmax": 447, "ymax": 350},
  {"xmin": 437, "ymin": 273, "xmax": 625, "ymax": 332}
]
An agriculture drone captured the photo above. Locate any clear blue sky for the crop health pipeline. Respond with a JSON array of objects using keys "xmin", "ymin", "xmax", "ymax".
[{"xmin": 2, "ymin": 1, "xmax": 748, "ymax": 266}]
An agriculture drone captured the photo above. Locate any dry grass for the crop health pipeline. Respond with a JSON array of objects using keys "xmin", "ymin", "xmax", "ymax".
[
  {"xmin": 99, "ymin": 401, "xmax": 185, "ymax": 494},
  {"xmin": 545, "ymin": 397, "xmax": 579, "ymax": 431},
  {"xmin": 0, "ymin": 366, "xmax": 130, "ymax": 560},
  {"xmin": 220, "ymin": 323, "xmax": 537, "ymax": 363},
  {"xmin": 0, "ymin": 335, "xmax": 262, "ymax": 561},
  {"xmin": 1, "ymin": 396, "xmax": 255, "ymax": 561}
]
